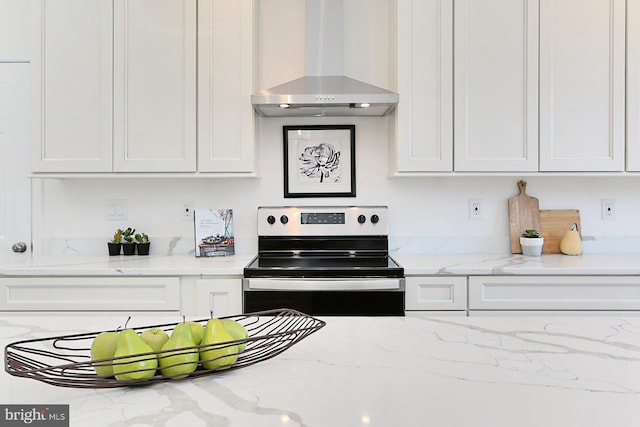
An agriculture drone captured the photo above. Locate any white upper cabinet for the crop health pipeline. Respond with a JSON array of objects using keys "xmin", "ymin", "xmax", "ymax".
[
  {"xmin": 627, "ymin": 0, "xmax": 640, "ymax": 171},
  {"xmin": 31, "ymin": 0, "xmax": 113, "ymax": 172},
  {"xmin": 393, "ymin": 0, "xmax": 629, "ymax": 175},
  {"xmin": 390, "ymin": 0, "xmax": 453, "ymax": 173},
  {"xmin": 197, "ymin": 0, "xmax": 255, "ymax": 174},
  {"xmin": 31, "ymin": 0, "xmax": 254, "ymax": 175},
  {"xmin": 453, "ymin": 0, "xmax": 539, "ymax": 172},
  {"xmin": 539, "ymin": 0, "xmax": 625, "ymax": 172},
  {"xmin": 112, "ymin": 0, "xmax": 197, "ymax": 172}
]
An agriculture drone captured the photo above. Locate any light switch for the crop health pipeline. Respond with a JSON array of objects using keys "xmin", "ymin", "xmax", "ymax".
[{"xmin": 106, "ymin": 199, "xmax": 127, "ymax": 221}]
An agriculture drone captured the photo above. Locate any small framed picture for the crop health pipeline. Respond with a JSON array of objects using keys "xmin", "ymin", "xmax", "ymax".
[{"xmin": 283, "ymin": 124, "xmax": 356, "ymax": 198}]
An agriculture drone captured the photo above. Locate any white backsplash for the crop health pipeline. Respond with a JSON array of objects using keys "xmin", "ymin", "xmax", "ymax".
[
  {"xmin": 31, "ymin": 116, "xmax": 640, "ymax": 257},
  {"xmin": 37, "ymin": 234, "xmax": 640, "ymax": 258}
]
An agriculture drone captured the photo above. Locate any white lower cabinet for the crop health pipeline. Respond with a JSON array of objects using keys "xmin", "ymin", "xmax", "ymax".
[
  {"xmin": 0, "ymin": 277, "xmax": 180, "ymax": 312},
  {"xmin": 405, "ymin": 276, "xmax": 467, "ymax": 315},
  {"xmin": 194, "ymin": 278, "xmax": 242, "ymax": 317},
  {"xmin": 468, "ymin": 276, "xmax": 640, "ymax": 312}
]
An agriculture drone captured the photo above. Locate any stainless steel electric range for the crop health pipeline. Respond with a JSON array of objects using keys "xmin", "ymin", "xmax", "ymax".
[{"xmin": 243, "ymin": 206, "xmax": 405, "ymax": 316}]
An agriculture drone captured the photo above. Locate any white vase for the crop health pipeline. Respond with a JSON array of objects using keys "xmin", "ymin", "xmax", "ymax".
[{"xmin": 520, "ymin": 237, "xmax": 544, "ymax": 256}]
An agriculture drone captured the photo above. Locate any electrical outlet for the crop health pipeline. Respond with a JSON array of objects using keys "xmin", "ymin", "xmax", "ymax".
[
  {"xmin": 182, "ymin": 201, "xmax": 194, "ymax": 221},
  {"xmin": 469, "ymin": 198, "xmax": 482, "ymax": 220},
  {"xmin": 602, "ymin": 199, "xmax": 616, "ymax": 220}
]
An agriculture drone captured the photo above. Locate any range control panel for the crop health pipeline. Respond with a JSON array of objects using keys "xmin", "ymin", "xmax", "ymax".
[{"xmin": 257, "ymin": 206, "xmax": 388, "ymax": 236}]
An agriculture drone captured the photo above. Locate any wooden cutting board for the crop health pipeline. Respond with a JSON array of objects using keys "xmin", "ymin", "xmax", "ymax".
[
  {"xmin": 540, "ymin": 209, "xmax": 581, "ymax": 254},
  {"xmin": 508, "ymin": 180, "xmax": 541, "ymax": 253}
]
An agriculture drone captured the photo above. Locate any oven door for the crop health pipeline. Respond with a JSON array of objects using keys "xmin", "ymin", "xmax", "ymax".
[{"xmin": 243, "ymin": 277, "xmax": 405, "ymax": 316}]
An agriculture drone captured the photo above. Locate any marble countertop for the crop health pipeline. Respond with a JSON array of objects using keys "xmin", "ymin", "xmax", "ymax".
[
  {"xmin": 2, "ymin": 314, "xmax": 639, "ymax": 426},
  {"xmin": 3, "ymin": 253, "xmax": 640, "ymax": 276},
  {"xmin": 393, "ymin": 253, "xmax": 640, "ymax": 275},
  {"xmin": 0, "ymin": 254, "xmax": 256, "ymax": 276}
]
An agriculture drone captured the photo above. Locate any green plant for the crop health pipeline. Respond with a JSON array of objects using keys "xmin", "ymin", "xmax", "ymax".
[
  {"xmin": 111, "ymin": 229, "xmax": 124, "ymax": 244},
  {"xmin": 521, "ymin": 229, "xmax": 541, "ymax": 238},
  {"xmin": 135, "ymin": 232, "xmax": 149, "ymax": 243},
  {"xmin": 122, "ymin": 227, "xmax": 135, "ymax": 243}
]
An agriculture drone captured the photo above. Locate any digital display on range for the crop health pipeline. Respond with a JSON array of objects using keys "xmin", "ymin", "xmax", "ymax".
[{"xmin": 301, "ymin": 212, "xmax": 345, "ymax": 224}]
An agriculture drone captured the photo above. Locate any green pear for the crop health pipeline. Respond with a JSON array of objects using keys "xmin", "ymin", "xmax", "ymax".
[
  {"xmin": 186, "ymin": 321, "xmax": 205, "ymax": 345},
  {"xmin": 199, "ymin": 318, "xmax": 238, "ymax": 370},
  {"xmin": 112, "ymin": 329, "xmax": 158, "ymax": 381},
  {"xmin": 90, "ymin": 331, "xmax": 120, "ymax": 376},
  {"xmin": 140, "ymin": 327, "xmax": 169, "ymax": 352},
  {"xmin": 221, "ymin": 319, "xmax": 249, "ymax": 352},
  {"xmin": 158, "ymin": 323, "xmax": 199, "ymax": 379}
]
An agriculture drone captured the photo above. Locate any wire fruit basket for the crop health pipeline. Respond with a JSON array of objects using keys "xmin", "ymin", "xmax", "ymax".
[{"xmin": 4, "ymin": 308, "xmax": 325, "ymax": 388}]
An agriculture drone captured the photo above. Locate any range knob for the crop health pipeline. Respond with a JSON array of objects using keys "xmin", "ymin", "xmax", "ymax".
[
  {"xmin": 280, "ymin": 215, "xmax": 289, "ymax": 224},
  {"xmin": 357, "ymin": 214, "xmax": 366, "ymax": 224},
  {"xmin": 370, "ymin": 214, "xmax": 380, "ymax": 224},
  {"xmin": 267, "ymin": 215, "xmax": 276, "ymax": 225}
]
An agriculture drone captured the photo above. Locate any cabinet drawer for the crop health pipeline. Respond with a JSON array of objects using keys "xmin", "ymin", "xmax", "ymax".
[
  {"xmin": 0, "ymin": 277, "xmax": 180, "ymax": 311},
  {"xmin": 469, "ymin": 276, "xmax": 640, "ymax": 310},
  {"xmin": 405, "ymin": 276, "xmax": 467, "ymax": 311}
]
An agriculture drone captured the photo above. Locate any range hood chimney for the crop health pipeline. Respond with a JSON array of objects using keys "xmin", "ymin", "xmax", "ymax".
[{"xmin": 251, "ymin": 0, "xmax": 398, "ymax": 117}]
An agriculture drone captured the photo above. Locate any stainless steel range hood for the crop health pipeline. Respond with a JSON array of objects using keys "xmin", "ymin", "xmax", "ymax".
[
  {"xmin": 252, "ymin": 0, "xmax": 398, "ymax": 117},
  {"xmin": 251, "ymin": 76, "xmax": 398, "ymax": 117}
]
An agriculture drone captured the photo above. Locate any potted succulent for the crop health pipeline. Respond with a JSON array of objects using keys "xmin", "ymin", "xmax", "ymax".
[
  {"xmin": 121, "ymin": 227, "xmax": 136, "ymax": 255},
  {"xmin": 135, "ymin": 232, "xmax": 150, "ymax": 255},
  {"xmin": 520, "ymin": 229, "xmax": 544, "ymax": 257},
  {"xmin": 108, "ymin": 229, "xmax": 123, "ymax": 256}
]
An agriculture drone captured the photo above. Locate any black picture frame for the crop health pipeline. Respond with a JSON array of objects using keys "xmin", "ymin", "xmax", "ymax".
[{"xmin": 283, "ymin": 125, "xmax": 356, "ymax": 198}]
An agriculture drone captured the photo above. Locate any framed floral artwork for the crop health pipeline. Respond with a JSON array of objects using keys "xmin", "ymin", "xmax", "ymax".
[{"xmin": 283, "ymin": 125, "xmax": 356, "ymax": 198}]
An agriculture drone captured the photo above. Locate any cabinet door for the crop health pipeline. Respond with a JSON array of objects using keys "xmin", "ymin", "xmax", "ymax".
[
  {"xmin": 196, "ymin": 278, "xmax": 242, "ymax": 317},
  {"xmin": 197, "ymin": 0, "xmax": 256, "ymax": 174},
  {"xmin": 454, "ymin": 0, "xmax": 538, "ymax": 172},
  {"xmin": 31, "ymin": 0, "xmax": 113, "ymax": 173},
  {"xmin": 539, "ymin": 0, "xmax": 625, "ymax": 171},
  {"xmin": 405, "ymin": 276, "xmax": 467, "ymax": 311},
  {"xmin": 0, "ymin": 63, "xmax": 31, "ymax": 260},
  {"xmin": 113, "ymin": 0, "xmax": 197, "ymax": 172},
  {"xmin": 627, "ymin": 0, "xmax": 640, "ymax": 171},
  {"xmin": 390, "ymin": 0, "xmax": 453, "ymax": 173}
]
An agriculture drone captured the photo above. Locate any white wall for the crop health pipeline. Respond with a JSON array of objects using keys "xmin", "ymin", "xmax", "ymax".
[{"xmin": 36, "ymin": 115, "xmax": 640, "ymax": 256}]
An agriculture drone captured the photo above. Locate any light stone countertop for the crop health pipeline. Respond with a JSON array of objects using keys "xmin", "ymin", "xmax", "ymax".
[
  {"xmin": 2, "ymin": 315, "xmax": 640, "ymax": 426},
  {"xmin": 393, "ymin": 253, "xmax": 640, "ymax": 275},
  {"xmin": 0, "ymin": 254, "xmax": 255, "ymax": 276},
  {"xmin": 2, "ymin": 253, "xmax": 640, "ymax": 276}
]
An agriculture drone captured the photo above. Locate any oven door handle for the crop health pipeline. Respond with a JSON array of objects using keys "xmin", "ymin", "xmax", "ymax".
[{"xmin": 246, "ymin": 278, "xmax": 402, "ymax": 291}]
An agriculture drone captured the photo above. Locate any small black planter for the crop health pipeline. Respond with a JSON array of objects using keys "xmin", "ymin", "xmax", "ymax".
[
  {"xmin": 107, "ymin": 242, "xmax": 122, "ymax": 256},
  {"xmin": 136, "ymin": 242, "xmax": 150, "ymax": 255},
  {"xmin": 122, "ymin": 243, "xmax": 136, "ymax": 255}
]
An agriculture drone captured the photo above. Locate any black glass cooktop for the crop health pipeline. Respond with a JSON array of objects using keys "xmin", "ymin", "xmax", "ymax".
[{"xmin": 243, "ymin": 254, "xmax": 404, "ymax": 278}]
